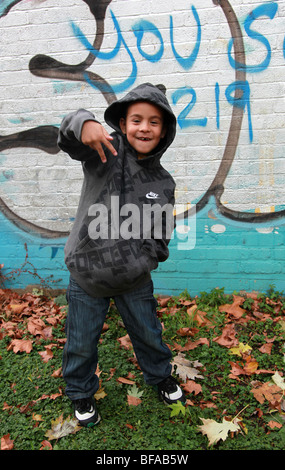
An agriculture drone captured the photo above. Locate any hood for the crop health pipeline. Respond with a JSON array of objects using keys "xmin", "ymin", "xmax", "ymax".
[{"xmin": 104, "ymin": 83, "xmax": 176, "ymax": 158}]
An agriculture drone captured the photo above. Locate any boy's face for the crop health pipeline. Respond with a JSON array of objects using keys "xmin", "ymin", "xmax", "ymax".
[{"xmin": 119, "ymin": 101, "xmax": 166, "ymax": 158}]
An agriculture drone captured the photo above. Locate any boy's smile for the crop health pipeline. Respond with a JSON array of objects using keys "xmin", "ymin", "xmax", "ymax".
[{"xmin": 119, "ymin": 101, "xmax": 166, "ymax": 158}]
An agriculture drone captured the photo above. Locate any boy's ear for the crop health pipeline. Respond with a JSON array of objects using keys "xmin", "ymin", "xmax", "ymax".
[{"xmin": 119, "ymin": 118, "xmax": 126, "ymax": 134}]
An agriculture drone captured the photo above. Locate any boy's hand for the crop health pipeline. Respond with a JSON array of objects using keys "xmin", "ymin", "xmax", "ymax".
[{"xmin": 81, "ymin": 120, "xmax": 117, "ymax": 163}]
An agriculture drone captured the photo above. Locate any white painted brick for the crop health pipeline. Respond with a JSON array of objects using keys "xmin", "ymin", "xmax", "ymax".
[{"xmin": 0, "ymin": 0, "xmax": 285, "ymax": 294}]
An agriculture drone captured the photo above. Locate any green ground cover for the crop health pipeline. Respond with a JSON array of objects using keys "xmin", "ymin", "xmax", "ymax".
[{"xmin": 0, "ymin": 285, "xmax": 284, "ymax": 451}]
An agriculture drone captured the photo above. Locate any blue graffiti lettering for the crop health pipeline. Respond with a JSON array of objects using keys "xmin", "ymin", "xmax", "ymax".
[
  {"xmin": 228, "ymin": 2, "xmax": 278, "ymax": 73},
  {"xmin": 71, "ymin": 10, "xmax": 137, "ymax": 93},
  {"xmin": 225, "ymin": 80, "xmax": 253, "ymax": 142},
  {"xmin": 170, "ymin": 5, "xmax": 201, "ymax": 70},
  {"xmin": 132, "ymin": 19, "xmax": 164, "ymax": 63},
  {"xmin": 171, "ymin": 87, "xmax": 207, "ymax": 129}
]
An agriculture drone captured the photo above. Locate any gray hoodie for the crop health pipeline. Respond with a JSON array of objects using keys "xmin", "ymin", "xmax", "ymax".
[{"xmin": 57, "ymin": 83, "xmax": 177, "ymax": 297}]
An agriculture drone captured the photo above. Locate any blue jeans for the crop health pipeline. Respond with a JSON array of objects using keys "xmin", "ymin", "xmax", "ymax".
[{"xmin": 62, "ymin": 278, "xmax": 172, "ymax": 400}]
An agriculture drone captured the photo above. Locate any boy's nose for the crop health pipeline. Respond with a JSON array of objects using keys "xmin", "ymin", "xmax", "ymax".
[{"xmin": 139, "ymin": 120, "xmax": 150, "ymax": 131}]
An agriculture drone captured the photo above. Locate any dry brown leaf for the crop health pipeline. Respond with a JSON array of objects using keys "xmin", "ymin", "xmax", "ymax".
[
  {"xmin": 1, "ymin": 434, "xmax": 14, "ymax": 450},
  {"xmin": 40, "ymin": 440, "xmax": 53, "ymax": 450},
  {"xmin": 250, "ymin": 381, "xmax": 283, "ymax": 405},
  {"xmin": 213, "ymin": 323, "xmax": 239, "ymax": 348},
  {"xmin": 267, "ymin": 420, "xmax": 282, "ymax": 430},
  {"xmin": 38, "ymin": 348, "xmax": 53, "ymax": 363},
  {"xmin": 117, "ymin": 377, "xmax": 136, "ymax": 385},
  {"xmin": 258, "ymin": 343, "xmax": 273, "ymax": 355},
  {"xmin": 45, "ymin": 414, "xmax": 81, "ymax": 440},
  {"xmin": 127, "ymin": 395, "xmax": 142, "ymax": 406},
  {"xmin": 172, "ymin": 353, "xmax": 204, "ymax": 382},
  {"xmin": 127, "ymin": 385, "xmax": 143, "ymax": 406},
  {"xmin": 117, "ymin": 334, "xmax": 133, "ymax": 350},
  {"xmin": 182, "ymin": 380, "xmax": 202, "ymax": 395},
  {"xmin": 8, "ymin": 338, "xmax": 33, "ymax": 354},
  {"xmin": 219, "ymin": 295, "xmax": 246, "ymax": 319}
]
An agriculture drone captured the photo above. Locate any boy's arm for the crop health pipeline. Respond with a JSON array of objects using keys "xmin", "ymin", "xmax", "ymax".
[{"xmin": 57, "ymin": 109, "xmax": 117, "ymax": 163}]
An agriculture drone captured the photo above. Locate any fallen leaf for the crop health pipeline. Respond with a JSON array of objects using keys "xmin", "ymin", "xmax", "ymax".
[
  {"xmin": 198, "ymin": 417, "xmax": 241, "ymax": 446},
  {"xmin": 182, "ymin": 380, "xmax": 202, "ymax": 395},
  {"xmin": 219, "ymin": 295, "xmax": 246, "ymax": 318},
  {"xmin": 38, "ymin": 348, "xmax": 53, "ymax": 363},
  {"xmin": 117, "ymin": 377, "xmax": 136, "ymax": 385},
  {"xmin": 250, "ymin": 381, "xmax": 283, "ymax": 405},
  {"xmin": 213, "ymin": 323, "xmax": 239, "ymax": 348},
  {"xmin": 127, "ymin": 395, "xmax": 142, "ymax": 406},
  {"xmin": 172, "ymin": 353, "xmax": 204, "ymax": 381},
  {"xmin": 169, "ymin": 401, "xmax": 187, "ymax": 417},
  {"xmin": 230, "ymin": 342, "xmax": 252, "ymax": 357},
  {"xmin": 179, "ymin": 337, "xmax": 209, "ymax": 351},
  {"xmin": 1, "ymin": 434, "xmax": 14, "ymax": 450},
  {"xmin": 117, "ymin": 334, "xmax": 133, "ymax": 350},
  {"xmin": 271, "ymin": 372, "xmax": 285, "ymax": 391},
  {"xmin": 267, "ymin": 420, "xmax": 282, "ymax": 430},
  {"xmin": 243, "ymin": 356, "xmax": 259, "ymax": 375},
  {"xmin": 258, "ymin": 343, "xmax": 273, "ymax": 355},
  {"xmin": 32, "ymin": 413, "xmax": 43, "ymax": 422},
  {"xmin": 94, "ymin": 389, "xmax": 107, "ymax": 400},
  {"xmin": 40, "ymin": 440, "xmax": 53, "ymax": 450},
  {"xmin": 8, "ymin": 338, "xmax": 33, "ymax": 354},
  {"xmin": 11, "ymin": 302, "xmax": 29, "ymax": 314},
  {"xmin": 45, "ymin": 414, "xmax": 81, "ymax": 440},
  {"xmin": 127, "ymin": 385, "xmax": 143, "ymax": 406},
  {"xmin": 51, "ymin": 367, "xmax": 62, "ymax": 378}
]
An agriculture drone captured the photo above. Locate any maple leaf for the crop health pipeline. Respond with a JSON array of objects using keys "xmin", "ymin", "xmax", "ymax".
[
  {"xmin": 250, "ymin": 381, "xmax": 283, "ymax": 405},
  {"xmin": 230, "ymin": 342, "xmax": 252, "ymax": 357},
  {"xmin": 198, "ymin": 417, "xmax": 241, "ymax": 446},
  {"xmin": 171, "ymin": 353, "xmax": 204, "ymax": 382},
  {"xmin": 182, "ymin": 380, "xmax": 202, "ymax": 395},
  {"xmin": 45, "ymin": 414, "xmax": 81, "ymax": 440},
  {"xmin": 229, "ymin": 356, "xmax": 259, "ymax": 378},
  {"xmin": 127, "ymin": 385, "xmax": 143, "ymax": 406},
  {"xmin": 169, "ymin": 401, "xmax": 187, "ymax": 417},
  {"xmin": 8, "ymin": 338, "xmax": 33, "ymax": 354}
]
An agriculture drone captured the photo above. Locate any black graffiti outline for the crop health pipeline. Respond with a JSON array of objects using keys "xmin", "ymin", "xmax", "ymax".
[{"xmin": 0, "ymin": 0, "xmax": 284, "ymax": 240}]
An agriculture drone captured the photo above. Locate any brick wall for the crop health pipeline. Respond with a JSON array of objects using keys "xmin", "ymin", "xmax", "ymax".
[{"xmin": 1, "ymin": 0, "xmax": 284, "ymax": 296}]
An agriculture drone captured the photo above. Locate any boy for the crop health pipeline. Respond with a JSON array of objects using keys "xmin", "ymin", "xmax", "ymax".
[{"xmin": 57, "ymin": 83, "xmax": 185, "ymax": 427}]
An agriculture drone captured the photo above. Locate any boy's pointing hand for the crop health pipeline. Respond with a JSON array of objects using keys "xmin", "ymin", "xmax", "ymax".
[{"xmin": 81, "ymin": 120, "xmax": 117, "ymax": 163}]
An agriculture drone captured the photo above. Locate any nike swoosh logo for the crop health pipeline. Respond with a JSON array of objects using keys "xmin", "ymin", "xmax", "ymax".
[{"xmin": 146, "ymin": 192, "xmax": 160, "ymax": 199}]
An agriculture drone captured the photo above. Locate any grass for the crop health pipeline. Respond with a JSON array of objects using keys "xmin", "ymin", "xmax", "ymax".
[{"xmin": 0, "ymin": 285, "xmax": 284, "ymax": 451}]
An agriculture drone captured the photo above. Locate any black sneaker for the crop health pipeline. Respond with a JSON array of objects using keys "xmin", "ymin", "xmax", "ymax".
[
  {"xmin": 157, "ymin": 376, "xmax": 186, "ymax": 405},
  {"xmin": 73, "ymin": 397, "xmax": 100, "ymax": 427}
]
